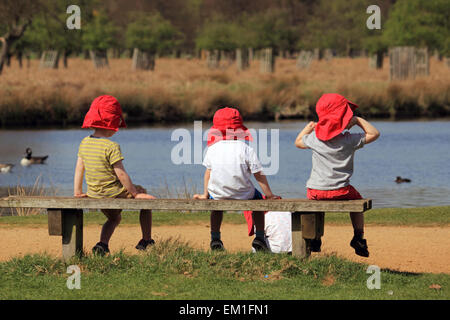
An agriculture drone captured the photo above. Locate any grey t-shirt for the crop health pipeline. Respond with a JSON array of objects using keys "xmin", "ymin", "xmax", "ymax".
[{"xmin": 302, "ymin": 131, "xmax": 365, "ymax": 190}]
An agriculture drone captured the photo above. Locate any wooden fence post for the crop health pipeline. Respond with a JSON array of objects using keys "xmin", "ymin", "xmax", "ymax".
[
  {"xmin": 236, "ymin": 48, "xmax": 249, "ymax": 71},
  {"xmin": 260, "ymin": 48, "xmax": 275, "ymax": 73},
  {"xmin": 323, "ymin": 48, "xmax": 333, "ymax": 61},
  {"xmin": 39, "ymin": 50, "xmax": 60, "ymax": 69},
  {"xmin": 389, "ymin": 46, "xmax": 429, "ymax": 80},
  {"xmin": 131, "ymin": 48, "xmax": 155, "ymax": 71},
  {"xmin": 89, "ymin": 50, "xmax": 109, "ymax": 69},
  {"xmin": 296, "ymin": 50, "xmax": 313, "ymax": 69},
  {"xmin": 207, "ymin": 49, "xmax": 220, "ymax": 69}
]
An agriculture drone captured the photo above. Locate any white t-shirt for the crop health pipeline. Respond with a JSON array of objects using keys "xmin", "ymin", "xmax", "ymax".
[
  {"xmin": 264, "ymin": 211, "xmax": 292, "ymax": 253},
  {"xmin": 203, "ymin": 140, "xmax": 263, "ymax": 200}
]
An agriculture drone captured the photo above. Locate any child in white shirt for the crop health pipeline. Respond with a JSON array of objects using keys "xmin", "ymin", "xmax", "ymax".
[{"xmin": 194, "ymin": 107, "xmax": 280, "ymax": 251}]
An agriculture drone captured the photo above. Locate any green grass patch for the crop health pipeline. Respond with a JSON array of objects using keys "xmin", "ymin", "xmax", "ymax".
[
  {"xmin": 1, "ymin": 206, "xmax": 448, "ymax": 228},
  {"xmin": 0, "ymin": 238, "xmax": 448, "ymax": 300}
]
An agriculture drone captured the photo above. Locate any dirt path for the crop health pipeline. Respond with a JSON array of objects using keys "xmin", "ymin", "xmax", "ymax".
[{"xmin": 1, "ymin": 224, "xmax": 449, "ymax": 274}]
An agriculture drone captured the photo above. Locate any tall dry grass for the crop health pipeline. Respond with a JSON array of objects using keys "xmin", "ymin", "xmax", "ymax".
[
  {"xmin": 0, "ymin": 56, "xmax": 449, "ymax": 127},
  {"xmin": 6, "ymin": 175, "xmax": 58, "ymax": 216}
]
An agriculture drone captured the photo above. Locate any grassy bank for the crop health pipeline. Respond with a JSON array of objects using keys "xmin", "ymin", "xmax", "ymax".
[
  {"xmin": 0, "ymin": 57, "xmax": 449, "ymax": 128},
  {"xmin": 0, "ymin": 238, "xmax": 448, "ymax": 300},
  {"xmin": 1, "ymin": 206, "xmax": 448, "ymax": 228}
]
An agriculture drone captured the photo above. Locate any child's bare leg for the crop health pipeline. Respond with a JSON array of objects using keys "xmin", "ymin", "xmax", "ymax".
[
  {"xmin": 139, "ymin": 209, "xmax": 152, "ymax": 240},
  {"xmin": 350, "ymin": 212, "xmax": 364, "ymax": 237},
  {"xmin": 210, "ymin": 210, "xmax": 223, "ymax": 233},
  {"xmin": 100, "ymin": 209, "xmax": 122, "ymax": 245}
]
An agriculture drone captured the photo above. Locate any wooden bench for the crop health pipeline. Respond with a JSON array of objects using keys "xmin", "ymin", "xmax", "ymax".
[{"xmin": 0, "ymin": 196, "xmax": 372, "ymax": 261}]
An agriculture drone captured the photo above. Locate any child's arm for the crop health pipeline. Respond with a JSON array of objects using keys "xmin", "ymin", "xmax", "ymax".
[
  {"xmin": 74, "ymin": 156, "xmax": 87, "ymax": 197},
  {"xmin": 112, "ymin": 160, "xmax": 156, "ymax": 199},
  {"xmin": 355, "ymin": 116, "xmax": 380, "ymax": 144},
  {"xmin": 295, "ymin": 121, "xmax": 316, "ymax": 149},
  {"xmin": 254, "ymin": 171, "xmax": 280, "ymax": 199},
  {"xmin": 193, "ymin": 168, "xmax": 211, "ymax": 199}
]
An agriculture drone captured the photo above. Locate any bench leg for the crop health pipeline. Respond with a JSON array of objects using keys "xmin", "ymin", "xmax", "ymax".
[
  {"xmin": 291, "ymin": 212, "xmax": 310, "ymax": 258},
  {"xmin": 62, "ymin": 209, "xmax": 83, "ymax": 261},
  {"xmin": 301, "ymin": 212, "xmax": 325, "ymax": 239}
]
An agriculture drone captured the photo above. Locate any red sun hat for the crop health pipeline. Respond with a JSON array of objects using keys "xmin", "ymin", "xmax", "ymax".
[
  {"xmin": 82, "ymin": 95, "xmax": 126, "ymax": 132},
  {"xmin": 207, "ymin": 107, "xmax": 253, "ymax": 146},
  {"xmin": 314, "ymin": 93, "xmax": 358, "ymax": 141}
]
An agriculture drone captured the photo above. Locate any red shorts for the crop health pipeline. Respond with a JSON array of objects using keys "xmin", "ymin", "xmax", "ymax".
[{"xmin": 307, "ymin": 185, "xmax": 363, "ymax": 200}]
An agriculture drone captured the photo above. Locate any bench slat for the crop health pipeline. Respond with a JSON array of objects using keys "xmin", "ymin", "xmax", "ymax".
[{"xmin": 0, "ymin": 196, "xmax": 372, "ymax": 213}]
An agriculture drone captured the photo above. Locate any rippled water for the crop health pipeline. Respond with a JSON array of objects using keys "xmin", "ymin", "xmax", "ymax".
[{"xmin": 0, "ymin": 120, "xmax": 449, "ymax": 208}]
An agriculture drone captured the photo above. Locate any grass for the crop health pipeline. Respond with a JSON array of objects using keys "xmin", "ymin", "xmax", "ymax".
[
  {"xmin": 0, "ymin": 56, "xmax": 449, "ymax": 128},
  {"xmin": 1, "ymin": 206, "xmax": 448, "ymax": 228},
  {"xmin": 0, "ymin": 238, "xmax": 448, "ymax": 300}
]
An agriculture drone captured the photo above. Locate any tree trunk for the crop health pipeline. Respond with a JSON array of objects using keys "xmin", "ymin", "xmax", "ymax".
[
  {"xmin": 6, "ymin": 51, "xmax": 11, "ymax": 67},
  {"xmin": 63, "ymin": 50, "xmax": 70, "ymax": 68},
  {"xmin": 0, "ymin": 38, "xmax": 9, "ymax": 74},
  {"xmin": 0, "ymin": 21, "xmax": 31, "ymax": 75},
  {"xmin": 17, "ymin": 51, "xmax": 23, "ymax": 68}
]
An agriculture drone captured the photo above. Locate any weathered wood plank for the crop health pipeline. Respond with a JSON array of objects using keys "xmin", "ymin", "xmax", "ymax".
[
  {"xmin": 48, "ymin": 209, "xmax": 62, "ymax": 236},
  {"xmin": 0, "ymin": 197, "xmax": 372, "ymax": 213},
  {"xmin": 62, "ymin": 209, "xmax": 83, "ymax": 261}
]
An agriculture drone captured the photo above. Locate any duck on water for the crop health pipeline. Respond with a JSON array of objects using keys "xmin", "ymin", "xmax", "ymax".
[{"xmin": 20, "ymin": 148, "xmax": 49, "ymax": 167}]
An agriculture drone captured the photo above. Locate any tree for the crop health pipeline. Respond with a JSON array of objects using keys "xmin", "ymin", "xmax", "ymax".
[
  {"xmin": 82, "ymin": 10, "xmax": 117, "ymax": 52},
  {"xmin": 195, "ymin": 16, "xmax": 238, "ymax": 52},
  {"xmin": 383, "ymin": 0, "xmax": 449, "ymax": 56},
  {"xmin": 126, "ymin": 12, "xmax": 182, "ymax": 55},
  {"xmin": 247, "ymin": 9, "xmax": 298, "ymax": 52},
  {"xmin": 0, "ymin": 0, "xmax": 41, "ymax": 74},
  {"xmin": 300, "ymin": 0, "xmax": 367, "ymax": 56}
]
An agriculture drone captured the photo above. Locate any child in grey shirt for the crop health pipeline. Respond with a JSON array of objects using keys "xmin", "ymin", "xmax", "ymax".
[{"xmin": 295, "ymin": 93, "xmax": 380, "ymax": 257}]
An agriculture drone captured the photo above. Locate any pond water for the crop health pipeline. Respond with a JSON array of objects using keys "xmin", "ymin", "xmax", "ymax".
[{"xmin": 0, "ymin": 120, "xmax": 449, "ymax": 208}]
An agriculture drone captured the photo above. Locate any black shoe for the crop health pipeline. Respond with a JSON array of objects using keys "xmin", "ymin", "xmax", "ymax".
[
  {"xmin": 252, "ymin": 237, "xmax": 269, "ymax": 252},
  {"xmin": 310, "ymin": 238, "xmax": 322, "ymax": 252},
  {"xmin": 210, "ymin": 239, "xmax": 225, "ymax": 251},
  {"xmin": 92, "ymin": 242, "xmax": 110, "ymax": 256},
  {"xmin": 136, "ymin": 239, "xmax": 155, "ymax": 251},
  {"xmin": 350, "ymin": 236, "xmax": 369, "ymax": 257}
]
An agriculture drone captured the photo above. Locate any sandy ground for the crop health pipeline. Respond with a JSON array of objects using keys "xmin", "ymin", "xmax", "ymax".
[{"xmin": 0, "ymin": 223, "xmax": 449, "ymax": 274}]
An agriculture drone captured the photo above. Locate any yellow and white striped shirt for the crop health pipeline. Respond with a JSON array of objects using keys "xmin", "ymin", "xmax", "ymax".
[{"xmin": 77, "ymin": 136, "xmax": 126, "ymax": 198}]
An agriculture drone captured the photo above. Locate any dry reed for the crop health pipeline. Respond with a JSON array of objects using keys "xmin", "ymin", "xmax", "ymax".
[{"xmin": 0, "ymin": 56, "xmax": 448, "ymax": 127}]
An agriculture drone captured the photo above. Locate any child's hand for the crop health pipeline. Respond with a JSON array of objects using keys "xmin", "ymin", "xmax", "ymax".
[
  {"xmin": 307, "ymin": 121, "xmax": 316, "ymax": 130},
  {"xmin": 193, "ymin": 194, "xmax": 208, "ymax": 200},
  {"xmin": 74, "ymin": 193, "xmax": 88, "ymax": 198},
  {"xmin": 266, "ymin": 194, "xmax": 281, "ymax": 200},
  {"xmin": 135, "ymin": 193, "xmax": 156, "ymax": 200}
]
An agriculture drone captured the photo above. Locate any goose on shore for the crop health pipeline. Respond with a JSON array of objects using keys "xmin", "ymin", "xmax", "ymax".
[
  {"xmin": 20, "ymin": 148, "xmax": 49, "ymax": 166},
  {"xmin": 0, "ymin": 163, "xmax": 14, "ymax": 173},
  {"xmin": 395, "ymin": 176, "xmax": 411, "ymax": 183}
]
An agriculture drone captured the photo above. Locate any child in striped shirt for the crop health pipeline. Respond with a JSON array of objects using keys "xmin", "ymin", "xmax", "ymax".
[{"xmin": 74, "ymin": 95, "xmax": 156, "ymax": 255}]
